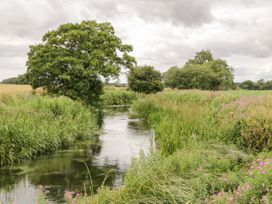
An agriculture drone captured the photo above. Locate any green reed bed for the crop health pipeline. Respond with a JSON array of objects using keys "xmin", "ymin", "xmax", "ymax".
[
  {"xmin": 0, "ymin": 94, "xmax": 97, "ymax": 166},
  {"xmin": 101, "ymin": 88, "xmax": 137, "ymax": 106}
]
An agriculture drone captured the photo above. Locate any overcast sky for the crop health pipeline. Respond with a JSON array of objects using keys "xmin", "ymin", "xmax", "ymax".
[{"xmin": 1, "ymin": 0, "xmax": 272, "ymax": 82}]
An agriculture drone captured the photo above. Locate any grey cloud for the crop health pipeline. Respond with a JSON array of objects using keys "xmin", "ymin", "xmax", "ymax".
[
  {"xmin": 0, "ymin": 57, "xmax": 27, "ymax": 79},
  {"xmin": 0, "ymin": 44, "xmax": 28, "ymax": 57},
  {"xmin": 126, "ymin": 0, "xmax": 213, "ymax": 26},
  {"xmin": 0, "ymin": 0, "xmax": 214, "ymax": 40}
]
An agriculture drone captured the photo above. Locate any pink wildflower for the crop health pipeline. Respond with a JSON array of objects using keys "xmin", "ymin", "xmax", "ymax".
[{"xmin": 64, "ymin": 191, "xmax": 74, "ymax": 201}]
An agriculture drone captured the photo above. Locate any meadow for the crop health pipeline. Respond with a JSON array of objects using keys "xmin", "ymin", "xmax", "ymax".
[{"xmin": 77, "ymin": 89, "xmax": 272, "ymax": 204}]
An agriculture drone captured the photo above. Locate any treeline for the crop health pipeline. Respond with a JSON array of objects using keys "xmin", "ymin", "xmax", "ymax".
[
  {"xmin": 238, "ymin": 79, "xmax": 272, "ymax": 90},
  {"xmin": 1, "ymin": 74, "xmax": 28, "ymax": 85},
  {"xmin": 126, "ymin": 50, "xmax": 235, "ymax": 94}
]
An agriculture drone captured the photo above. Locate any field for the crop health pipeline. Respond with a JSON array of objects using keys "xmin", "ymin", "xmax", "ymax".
[
  {"xmin": 82, "ymin": 89, "xmax": 272, "ymax": 203},
  {"xmin": 0, "ymin": 84, "xmax": 32, "ymax": 95}
]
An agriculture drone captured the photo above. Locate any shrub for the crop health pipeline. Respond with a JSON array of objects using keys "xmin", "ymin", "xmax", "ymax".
[
  {"xmin": 128, "ymin": 66, "xmax": 164, "ymax": 94},
  {"xmin": 101, "ymin": 89, "xmax": 137, "ymax": 106}
]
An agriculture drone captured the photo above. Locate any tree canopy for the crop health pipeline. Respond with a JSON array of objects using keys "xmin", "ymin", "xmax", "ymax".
[
  {"xmin": 128, "ymin": 65, "xmax": 164, "ymax": 94},
  {"xmin": 162, "ymin": 66, "xmax": 180, "ymax": 89},
  {"xmin": 26, "ymin": 20, "xmax": 135, "ymax": 105},
  {"xmin": 163, "ymin": 50, "xmax": 234, "ymax": 90}
]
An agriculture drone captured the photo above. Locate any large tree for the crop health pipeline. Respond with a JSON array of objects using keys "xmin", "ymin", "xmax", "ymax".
[
  {"xmin": 128, "ymin": 66, "xmax": 164, "ymax": 94},
  {"xmin": 26, "ymin": 20, "xmax": 135, "ymax": 105}
]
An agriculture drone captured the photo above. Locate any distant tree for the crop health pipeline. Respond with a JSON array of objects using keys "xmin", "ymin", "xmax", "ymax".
[
  {"xmin": 209, "ymin": 59, "xmax": 234, "ymax": 90},
  {"xmin": 264, "ymin": 80, "xmax": 272, "ymax": 90},
  {"xmin": 1, "ymin": 77, "xmax": 18, "ymax": 84},
  {"xmin": 162, "ymin": 66, "xmax": 181, "ymax": 88},
  {"xmin": 186, "ymin": 50, "xmax": 213, "ymax": 65},
  {"xmin": 238, "ymin": 79, "xmax": 272, "ymax": 90},
  {"xmin": 240, "ymin": 80, "xmax": 255, "ymax": 90},
  {"xmin": 180, "ymin": 50, "xmax": 234, "ymax": 90},
  {"xmin": 1, "ymin": 74, "xmax": 29, "ymax": 85},
  {"xmin": 128, "ymin": 65, "xmax": 164, "ymax": 94},
  {"xmin": 178, "ymin": 64, "xmax": 215, "ymax": 90},
  {"xmin": 26, "ymin": 20, "xmax": 135, "ymax": 105},
  {"xmin": 255, "ymin": 79, "xmax": 265, "ymax": 90}
]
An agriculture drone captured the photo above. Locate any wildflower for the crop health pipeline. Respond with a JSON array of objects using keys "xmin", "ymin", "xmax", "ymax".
[
  {"xmin": 64, "ymin": 191, "xmax": 74, "ymax": 201},
  {"xmin": 258, "ymin": 160, "xmax": 266, "ymax": 168},
  {"xmin": 261, "ymin": 170, "xmax": 266, "ymax": 174}
]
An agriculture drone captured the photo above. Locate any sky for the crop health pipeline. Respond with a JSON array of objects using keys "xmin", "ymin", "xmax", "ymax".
[{"xmin": 1, "ymin": 0, "xmax": 272, "ymax": 82}]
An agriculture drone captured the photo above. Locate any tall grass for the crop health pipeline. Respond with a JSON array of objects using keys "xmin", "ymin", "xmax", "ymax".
[
  {"xmin": 80, "ymin": 90, "xmax": 272, "ymax": 203},
  {"xmin": 0, "ymin": 94, "xmax": 97, "ymax": 166},
  {"xmin": 101, "ymin": 88, "xmax": 137, "ymax": 106},
  {"xmin": 132, "ymin": 90, "xmax": 272, "ymax": 154}
]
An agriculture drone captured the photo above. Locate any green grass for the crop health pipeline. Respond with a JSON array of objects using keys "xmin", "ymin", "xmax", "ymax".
[{"xmin": 0, "ymin": 94, "xmax": 97, "ymax": 166}]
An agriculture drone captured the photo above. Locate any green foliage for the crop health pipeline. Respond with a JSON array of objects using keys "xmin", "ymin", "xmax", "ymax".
[
  {"xmin": 89, "ymin": 144, "xmax": 249, "ymax": 204},
  {"xmin": 26, "ymin": 20, "xmax": 135, "ymax": 105},
  {"xmin": 101, "ymin": 88, "xmax": 137, "ymax": 106},
  {"xmin": 178, "ymin": 63, "xmax": 216, "ymax": 90},
  {"xmin": 0, "ymin": 94, "xmax": 97, "ymax": 166},
  {"xmin": 239, "ymin": 80, "xmax": 255, "ymax": 90},
  {"xmin": 1, "ymin": 74, "xmax": 28, "ymax": 85},
  {"xmin": 239, "ymin": 79, "xmax": 272, "ymax": 90},
  {"xmin": 186, "ymin": 49, "xmax": 214, "ymax": 65},
  {"xmin": 209, "ymin": 153, "xmax": 272, "ymax": 203},
  {"xmin": 163, "ymin": 50, "xmax": 234, "ymax": 90},
  {"xmin": 162, "ymin": 66, "xmax": 180, "ymax": 88},
  {"xmin": 128, "ymin": 65, "xmax": 164, "ymax": 94},
  {"xmin": 1, "ymin": 77, "xmax": 18, "ymax": 84}
]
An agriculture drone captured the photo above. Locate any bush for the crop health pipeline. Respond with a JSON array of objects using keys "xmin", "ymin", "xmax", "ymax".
[
  {"xmin": 128, "ymin": 66, "xmax": 164, "ymax": 94},
  {"xmin": 0, "ymin": 94, "xmax": 97, "ymax": 166}
]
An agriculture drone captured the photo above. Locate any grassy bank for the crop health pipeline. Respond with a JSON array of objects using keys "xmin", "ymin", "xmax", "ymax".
[
  {"xmin": 73, "ymin": 90, "xmax": 272, "ymax": 204},
  {"xmin": 0, "ymin": 94, "xmax": 97, "ymax": 166}
]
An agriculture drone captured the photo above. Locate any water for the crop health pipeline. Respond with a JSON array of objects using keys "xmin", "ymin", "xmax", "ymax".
[{"xmin": 0, "ymin": 107, "xmax": 152, "ymax": 203}]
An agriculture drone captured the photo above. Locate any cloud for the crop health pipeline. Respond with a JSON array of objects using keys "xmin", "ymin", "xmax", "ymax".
[
  {"xmin": 0, "ymin": 44, "xmax": 28, "ymax": 57},
  {"xmin": 0, "ymin": 0, "xmax": 272, "ymax": 81}
]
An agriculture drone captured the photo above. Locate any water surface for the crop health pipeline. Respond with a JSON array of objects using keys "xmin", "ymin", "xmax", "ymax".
[{"xmin": 0, "ymin": 107, "xmax": 152, "ymax": 203}]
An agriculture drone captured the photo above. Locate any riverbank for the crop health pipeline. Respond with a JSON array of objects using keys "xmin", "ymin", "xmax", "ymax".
[
  {"xmin": 0, "ymin": 85, "xmax": 137, "ymax": 167},
  {"xmin": 0, "ymin": 94, "xmax": 97, "ymax": 166},
  {"xmin": 0, "ymin": 106, "xmax": 152, "ymax": 204},
  {"xmin": 82, "ymin": 90, "xmax": 272, "ymax": 203}
]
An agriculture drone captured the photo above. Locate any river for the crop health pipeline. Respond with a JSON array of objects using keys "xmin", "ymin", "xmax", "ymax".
[{"xmin": 0, "ymin": 107, "xmax": 152, "ymax": 203}]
